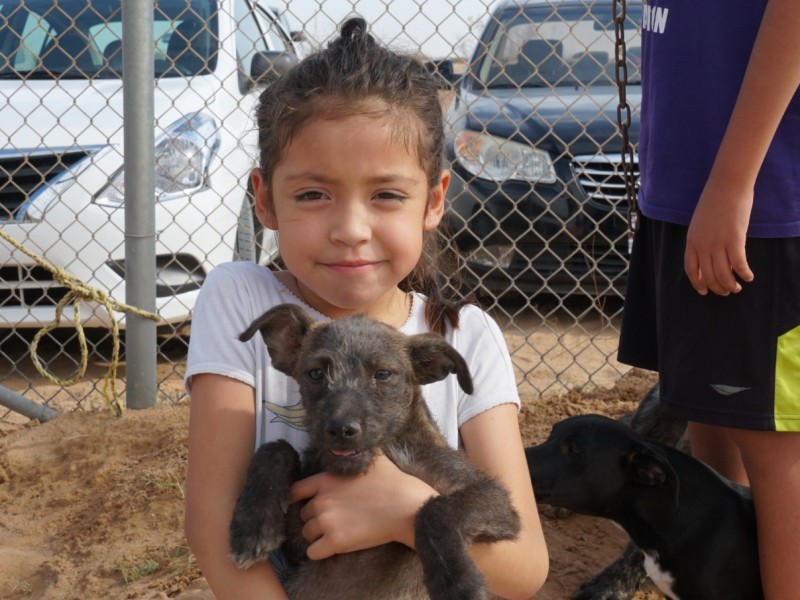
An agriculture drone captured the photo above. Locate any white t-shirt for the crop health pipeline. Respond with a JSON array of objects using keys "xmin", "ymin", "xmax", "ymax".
[{"xmin": 185, "ymin": 262, "xmax": 520, "ymax": 451}]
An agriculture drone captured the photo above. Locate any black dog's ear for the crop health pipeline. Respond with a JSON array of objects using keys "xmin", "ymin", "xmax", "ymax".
[
  {"xmin": 622, "ymin": 442, "xmax": 680, "ymax": 506},
  {"xmin": 239, "ymin": 303, "xmax": 315, "ymax": 375},
  {"xmin": 407, "ymin": 333, "xmax": 474, "ymax": 394}
]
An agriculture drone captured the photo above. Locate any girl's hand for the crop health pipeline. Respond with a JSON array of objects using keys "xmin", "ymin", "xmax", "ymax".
[
  {"xmin": 684, "ymin": 178, "xmax": 755, "ymax": 296},
  {"xmin": 290, "ymin": 454, "xmax": 437, "ymax": 560}
]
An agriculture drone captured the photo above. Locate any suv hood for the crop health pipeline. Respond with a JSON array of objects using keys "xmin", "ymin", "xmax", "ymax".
[
  {"xmin": 1, "ymin": 77, "xmax": 219, "ymax": 152},
  {"xmin": 456, "ymin": 84, "xmax": 641, "ymax": 155}
]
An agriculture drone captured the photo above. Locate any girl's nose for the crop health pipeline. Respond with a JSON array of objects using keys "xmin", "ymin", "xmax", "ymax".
[{"xmin": 330, "ymin": 201, "xmax": 372, "ymax": 246}]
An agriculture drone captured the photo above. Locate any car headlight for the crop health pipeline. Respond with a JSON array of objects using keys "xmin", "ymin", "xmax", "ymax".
[
  {"xmin": 95, "ymin": 112, "xmax": 221, "ymax": 207},
  {"xmin": 454, "ymin": 130, "xmax": 556, "ymax": 184}
]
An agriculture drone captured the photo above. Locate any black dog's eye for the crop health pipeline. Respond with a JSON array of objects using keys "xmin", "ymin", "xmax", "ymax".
[
  {"xmin": 374, "ymin": 369, "xmax": 392, "ymax": 382},
  {"xmin": 564, "ymin": 439, "xmax": 583, "ymax": 456},
  {"xmin": 308, "ymin": 368, "xmax": 324, "ymax": 381}
]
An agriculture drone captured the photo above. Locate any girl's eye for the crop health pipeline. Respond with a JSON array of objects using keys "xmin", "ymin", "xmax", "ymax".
[
  {"xmin": 374, "ymin": 369, "xmax": 392, "ymax": 382},
  {"xmin": 374, "ymin": 191, "xmax": 406, "ymax": 202},
  {"xmin": 295, "ymin": 190, "xmax": 327, "ymax": 202},
  {"xmin": 308, "ymin": 368, "xmax": 324, "ymax": 381}
]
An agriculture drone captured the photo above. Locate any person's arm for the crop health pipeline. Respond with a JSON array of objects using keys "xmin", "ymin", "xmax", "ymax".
[
  {"xmin": 185, "ymin": 373, "xmax": 290, "ymax": 600},
  {"xmin": 460, "ymin": 403, "xmax": 549, "ymax": 600},
  {"xmin": 684, "ymin": 0, "xmax": 800, "ymax": 296}
]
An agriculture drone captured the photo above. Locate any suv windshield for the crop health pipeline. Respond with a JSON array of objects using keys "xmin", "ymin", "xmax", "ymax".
[
  {"xmin": 475, "ymin": 3, "xmax": 642, "ymax": 89},
  {"xmin": 0, "ymin": 0, "xmax": 219, "ymax": 80}
]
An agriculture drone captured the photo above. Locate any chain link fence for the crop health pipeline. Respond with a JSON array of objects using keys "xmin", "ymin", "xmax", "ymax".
[{"xmin": 0, "ymin": 0, "xmax": 642, "ymax": 422}]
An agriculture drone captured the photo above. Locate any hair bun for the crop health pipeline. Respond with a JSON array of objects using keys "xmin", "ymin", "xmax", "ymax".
[{"xmin": 339, "ymin": 17, "xmax": 370, "ymax": 44}]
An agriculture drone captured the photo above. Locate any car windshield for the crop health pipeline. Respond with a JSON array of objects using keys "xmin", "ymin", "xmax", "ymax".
[
  {"xmin": 475, "ymin": 2, "xmax": 642, "ymax": 89},
  {"xmin": 0, "ymin": 0, "xmax": 218, "ymax": 80}
]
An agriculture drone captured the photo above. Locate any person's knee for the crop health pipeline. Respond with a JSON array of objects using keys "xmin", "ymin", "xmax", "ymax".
[
  {"xmin": 688, "ymin": 422, "xmax": 748, "ymax": 484},
  {"xmin": 732, "ymin": 429, "xmax": 800, "ymax": 484}
]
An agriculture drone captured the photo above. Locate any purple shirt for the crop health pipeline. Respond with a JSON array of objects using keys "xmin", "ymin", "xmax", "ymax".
[{"xmin": 638, "ymin": 0, "xmax": 800, "ymax": 238}]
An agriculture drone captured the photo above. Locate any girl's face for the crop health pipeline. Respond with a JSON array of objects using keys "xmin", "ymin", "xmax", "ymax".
[{"xmin": 252, "ymin": 113, "xmax": 449, "ymax": 324}]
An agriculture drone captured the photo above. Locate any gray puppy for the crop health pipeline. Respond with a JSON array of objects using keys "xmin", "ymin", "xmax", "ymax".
[{"xmin": 229, "ymin": 303, "xmax": 520, "ymax": 600}]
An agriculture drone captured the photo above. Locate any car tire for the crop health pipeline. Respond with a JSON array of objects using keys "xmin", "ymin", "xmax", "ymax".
[{"xmin": 234, "ymin": 188, "xmax": 263, "ymax": 263}]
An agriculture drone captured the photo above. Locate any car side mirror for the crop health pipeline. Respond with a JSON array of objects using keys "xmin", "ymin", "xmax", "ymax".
[{"xmin": 249, "ymin": 50, "xmax": 298, "ymax": 87}]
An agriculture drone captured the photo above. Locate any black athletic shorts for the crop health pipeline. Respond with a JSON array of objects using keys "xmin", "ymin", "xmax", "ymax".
[{"xmin": 618, "ymin": 215, "xmax": 800, "ymax": 432}]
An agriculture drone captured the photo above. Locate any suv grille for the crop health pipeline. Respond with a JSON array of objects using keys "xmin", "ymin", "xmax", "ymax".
[
  {"xmin": 0, "ymin": 149, "xmax": 93, "ymax": 221},
  {"xmin": 572, "ymin": 153, "xmax": 639, "ymax": 208}
]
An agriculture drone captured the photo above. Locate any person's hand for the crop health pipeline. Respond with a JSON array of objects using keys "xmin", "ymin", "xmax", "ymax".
[
  {"xmin": 684, "ymin": 178, "xmax": 755, "ymax": 296},
  {"xmin": 290, "ymin": 453, "xmax": 437, "ymax": 560}
]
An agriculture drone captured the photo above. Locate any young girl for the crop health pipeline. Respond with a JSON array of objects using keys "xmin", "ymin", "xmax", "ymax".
[{"xmin": 184, "ymin": 17, "xmax": 548, "ymax": 599}]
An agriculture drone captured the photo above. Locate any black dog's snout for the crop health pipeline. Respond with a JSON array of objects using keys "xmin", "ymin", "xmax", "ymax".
[{"xmin": 326, "ymin": 419, "xmax": 362, "ymax": 440}]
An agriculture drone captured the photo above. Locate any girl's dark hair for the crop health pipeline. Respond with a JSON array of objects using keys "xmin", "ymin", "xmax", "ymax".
[{"xmin": 256, "ymin": 16, "xmax": 472, "ymax": 334}]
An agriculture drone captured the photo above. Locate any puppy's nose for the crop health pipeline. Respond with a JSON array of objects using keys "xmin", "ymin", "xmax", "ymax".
[{"xmin": 326, "ymin": 419, "xmax": 361, "ymax": 439}]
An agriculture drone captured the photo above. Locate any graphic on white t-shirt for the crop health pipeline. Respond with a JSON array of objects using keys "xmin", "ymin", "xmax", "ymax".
[{"xmin": 265, "ymin": 399, "xmax": 306, "ymax": 430}]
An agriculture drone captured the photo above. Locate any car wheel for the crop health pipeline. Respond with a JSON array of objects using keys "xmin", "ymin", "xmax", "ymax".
[
  {"xmin": 234, "ymin": 184, "xmax": 280, "ymax": 265},
  {"xmin": 234, "ymin": 189, "xmax": 263, "ymax": 263}
]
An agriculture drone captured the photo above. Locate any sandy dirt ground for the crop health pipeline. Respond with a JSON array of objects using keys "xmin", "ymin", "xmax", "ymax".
[{"xmin": 0, "ymin": 328, "xmax": 666, "ymax": 600}]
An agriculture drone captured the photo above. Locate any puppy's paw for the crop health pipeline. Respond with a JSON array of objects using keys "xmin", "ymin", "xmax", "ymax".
[
  {"xmin": 229, "ymin": 503, "xmax": 287, "ymax": 569},
  {"xmin": 571, "ymin": 581, "xmax": 637, "ymax": 600},
  {"xmin": 571, "ymin": 543, "xmax": 645, "ymax": 600},
  {"xmin": 228, "ymin": 440, "xmax": 300, "ymax": 569}
]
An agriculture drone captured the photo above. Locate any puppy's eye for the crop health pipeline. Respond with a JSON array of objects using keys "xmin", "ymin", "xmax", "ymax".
[
  {"xmin": 374, "ymin": 369, "xmax": 392, "ymax": 382},
  {"xmin": 564, "ymin": 439, "xmax": 582, "ymax": 456},
  {"xmin": 308, "ymin": 368, "xmax": 324, "ymax": 381}
]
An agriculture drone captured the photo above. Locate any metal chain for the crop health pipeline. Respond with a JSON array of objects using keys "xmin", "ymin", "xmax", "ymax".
[{"xmin": 613, "ymin": 0, "xmax": 640, "ymax": 254}]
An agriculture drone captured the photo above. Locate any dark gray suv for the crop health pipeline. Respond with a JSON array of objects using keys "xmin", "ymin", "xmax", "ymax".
[{"xmin": 443, "ymin": 0, "xmax": 642, "ymax": 298}]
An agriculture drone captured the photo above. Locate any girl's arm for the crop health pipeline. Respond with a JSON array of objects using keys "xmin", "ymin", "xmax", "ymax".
[
  {"xmin": 684, "ymin": 0, "xmax": 800, "ymax": 296},
  {"xmin": 185, "ymin": 373, "xmax": 290, "ymax": 600},
  {"xmin": 460, "ymin": 403, "xmax": 549, "ymax": 599}
]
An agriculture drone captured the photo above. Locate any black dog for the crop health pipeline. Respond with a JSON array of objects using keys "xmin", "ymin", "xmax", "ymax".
[
  {"xmin": 548, "ymin": 384, "xmax": 690, "ymax": 600},
  {"xmin": 527, "ymin": 413, "xmax": 762, "ymax": 600},
  {"xmin": 229, "ymin": 304, "xmax": 520, "ymax": 600}
]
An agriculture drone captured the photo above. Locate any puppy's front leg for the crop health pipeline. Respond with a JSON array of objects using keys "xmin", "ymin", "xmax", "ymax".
[
  {"xmin": 229, "ymin": 439, "xmax": 301, "ymax": 569},
  {"xmin": 415, "ymin": 479, "xmax": 520, "ymax": 600}
]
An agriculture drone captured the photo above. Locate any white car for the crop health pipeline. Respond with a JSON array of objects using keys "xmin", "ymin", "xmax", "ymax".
[{"xmin": 0, "ymin": 0, "xmax": 299, "ymax": 329}]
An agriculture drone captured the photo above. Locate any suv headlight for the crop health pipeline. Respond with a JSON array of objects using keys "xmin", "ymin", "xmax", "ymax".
[
  {"xmin": 95, "ymin": 112, "xmax": 221, "ymax": 206},
  {"xmin": 454, "ymin": 130, "xmax": 556, "ymax": 184}
]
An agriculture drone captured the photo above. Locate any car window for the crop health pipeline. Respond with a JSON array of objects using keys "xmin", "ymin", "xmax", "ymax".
[
  {"xmin": 476, "ymin": 3, "xmax": 642, "ymax": 89},
  {"xmin": 0, "ymin": 0, "xmax": 219, "ymax": 80}
]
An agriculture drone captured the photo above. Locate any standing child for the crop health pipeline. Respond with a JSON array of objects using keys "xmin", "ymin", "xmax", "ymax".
[
  {"xmin": 183, "ymin": 17, "xmax": 548, "ymax": 600},
  {"xmin": 619, "ymin": 1, "xmax": 800, "ymax": 598}
]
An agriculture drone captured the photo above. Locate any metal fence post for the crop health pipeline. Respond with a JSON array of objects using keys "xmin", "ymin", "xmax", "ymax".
[{"xmin": 122, "ymin": 2, "xmax": 157, "ymax": 409}]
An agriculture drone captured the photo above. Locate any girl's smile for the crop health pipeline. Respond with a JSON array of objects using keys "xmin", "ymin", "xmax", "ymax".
[{"xmin": 323, "ymin": 260, "xmax": 381, "ymax": 273}]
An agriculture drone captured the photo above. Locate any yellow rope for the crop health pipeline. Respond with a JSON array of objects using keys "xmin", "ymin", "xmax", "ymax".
[{"xmin": 0, "ymin": 228, "xmax": 161, "ymax": 417}]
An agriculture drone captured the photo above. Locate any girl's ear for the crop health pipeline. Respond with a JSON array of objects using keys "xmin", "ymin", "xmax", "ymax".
[
  {"xmin": 252, "ymin": 168, "xmax": 278, "ymax": 230},
  {"xmin": 423, "ymin": 169, "xmax": 450, "ymax": 231}
]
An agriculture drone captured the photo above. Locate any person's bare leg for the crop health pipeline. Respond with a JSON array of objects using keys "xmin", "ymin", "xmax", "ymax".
[
  {"xmin": 731, "ymin": 429, "xmax": 800, "ymax": 600},
  {"xmin": 688, "ymin": 421, "xmax": 749, "ymax": 485}
]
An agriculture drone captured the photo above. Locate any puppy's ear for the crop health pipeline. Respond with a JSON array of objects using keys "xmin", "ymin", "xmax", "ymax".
[
  {"xmin": 407, "ymin": 334, "xmax": 474, "ymax": 394},
  {"xmin": 239, "ymin": 303, "xmax": 315, "ymax": 375},
  {"xmin": 622, "ymin": 442, "xmax": 680, "ymax": 506}
]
